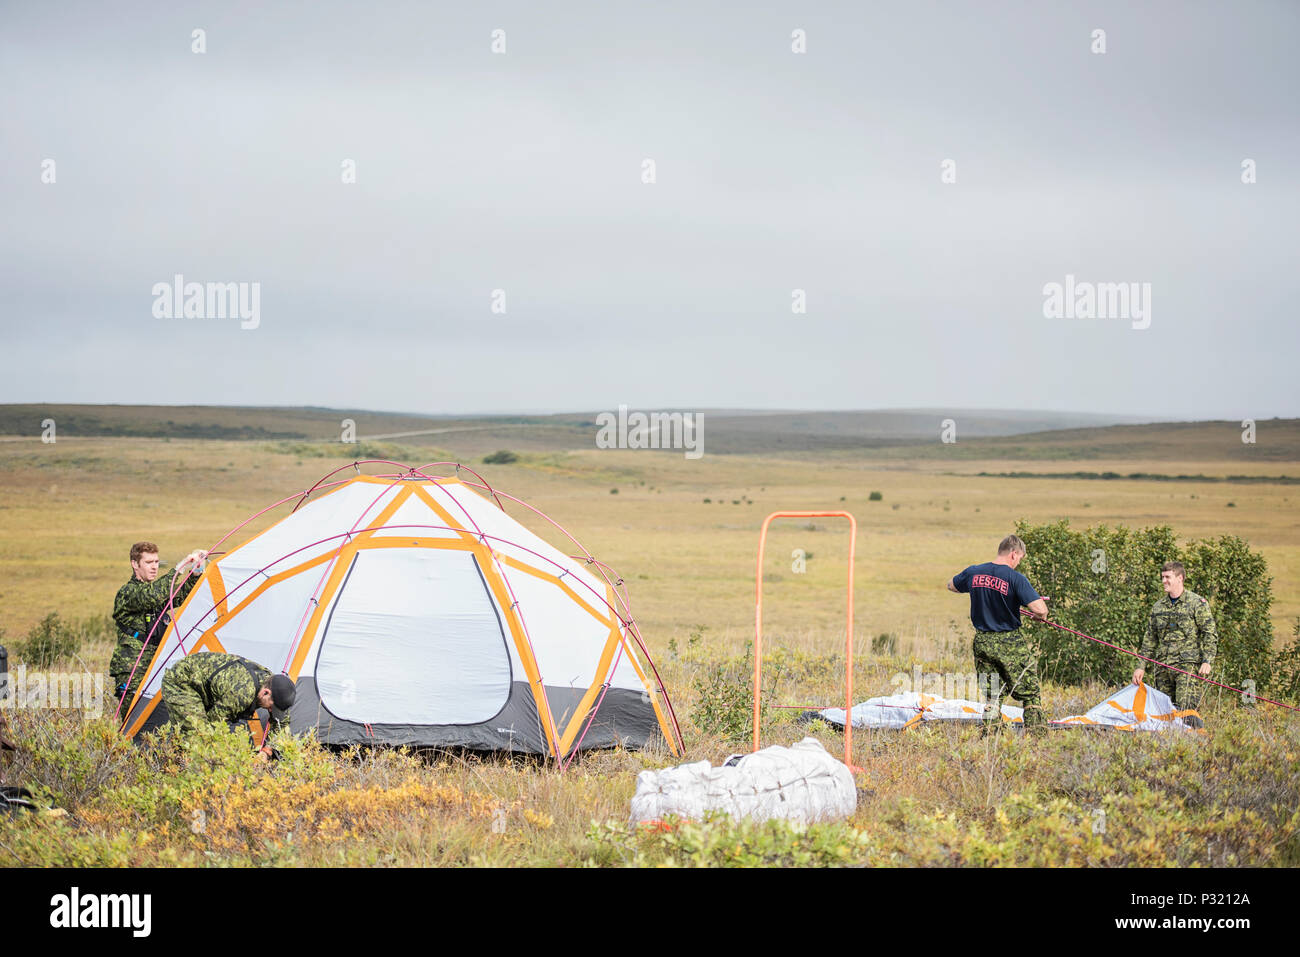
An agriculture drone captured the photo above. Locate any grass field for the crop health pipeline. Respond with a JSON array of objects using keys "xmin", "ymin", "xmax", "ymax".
[{"xmin": 2, "ymin": 411, "xmax": 1298, "ymax": 866}]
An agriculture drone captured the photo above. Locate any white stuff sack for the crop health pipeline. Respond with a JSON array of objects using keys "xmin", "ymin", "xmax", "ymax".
[{"xmin": 629, "ymin": 737, "xmax": 856, "ymax": 825}]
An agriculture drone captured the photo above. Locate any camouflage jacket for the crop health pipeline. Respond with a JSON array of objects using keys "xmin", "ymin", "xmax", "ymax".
[
  {"xmin": 162, "ymin": 652, "xmax": 276, "ymax": 731},
  {"xmin": 112, "ymin": 567, "xmax": 200, "ymax": 646},
  {"xmin": 1141, "ymin": 590, "xmax": 1218, "ymax": 666}
]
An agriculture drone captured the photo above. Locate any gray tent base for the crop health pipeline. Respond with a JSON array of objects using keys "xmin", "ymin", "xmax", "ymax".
[{"xmin": 127, "ymin": 678, "xmax": 664, "ymax": 755}]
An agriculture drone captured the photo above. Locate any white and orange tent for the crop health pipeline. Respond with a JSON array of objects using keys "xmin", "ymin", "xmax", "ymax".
[
  {"xmin": 1051, "ymin": 681, "xmax": 1204, "ymax": 732},
  {"xmin": 816, "ymin": 682, "xmax": 1203, "ymax": 732},
  {"xmin": 119, "ymin": 464, "xmax": 682, "ymax": 760}
]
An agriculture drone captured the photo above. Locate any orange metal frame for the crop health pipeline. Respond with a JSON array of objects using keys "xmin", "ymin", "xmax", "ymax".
[{"xmin": 753, "ymin": 511, "xmax": 859, "ymax": 771}]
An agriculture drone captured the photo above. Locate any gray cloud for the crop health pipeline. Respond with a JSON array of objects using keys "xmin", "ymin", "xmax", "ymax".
[{"xmin": 2, "ymin": 0, "xmax": 1296, "ymax": 417}]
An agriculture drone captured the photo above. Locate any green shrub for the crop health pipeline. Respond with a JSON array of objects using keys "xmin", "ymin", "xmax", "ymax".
[
  {"xmin": 267, "ymin": 440, "xmax": 437, "ymax": 462},
  {"xmin": 7, "ymin": 714, "xmax": 145, "ymax": 811},
  {"xmin": 482, "ymin": 450, "xmax": 518, "ymax": 465},
  {"xmin": 15, "ymin": 613, "xmax": 82, "ymax": 668},
  {"xmin": 869, "ymin": 491, "xmax": 883, "ymax": 501},
  {"xmin": 1016, "ymin": 520, "xmax": 1275, "ymax": 692},
  {"xmin": 667, "ymin": 625, "xmax": 706, "ymax": 663},
  {"xmin": 690, "ymin": 642, "xmax": 781, "ymax": 742},
  {"xmin": 1271, "ymin": 619, "xmax": 1300, "ymax": 704}
]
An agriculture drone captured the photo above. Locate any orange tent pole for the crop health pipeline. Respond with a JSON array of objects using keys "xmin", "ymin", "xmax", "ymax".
[{"xmin": 753, "ymin": 511, "xmax": 859, "ymax": 771}]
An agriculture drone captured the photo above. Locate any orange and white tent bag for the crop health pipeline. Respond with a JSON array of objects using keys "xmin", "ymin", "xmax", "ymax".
[
  {"xmin": 816, "ymin": 682, "xmax": 1201, "ymax": 732},
  {"xmin": 1054, "ymin": 681, "xmax": 1203, "ymax": 731}
]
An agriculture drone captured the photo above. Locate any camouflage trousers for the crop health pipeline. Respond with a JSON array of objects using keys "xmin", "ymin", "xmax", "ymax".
[
  {"xmin": 973, "ymin": 629, "xmax": 1045, "ymax": 734},
  {"xmin": 159, "ymin": 668, "xmax": 209, "ymax": 732},
  {"xmin": 108, "ymin": 635, "xmax": 159, "ymax": 706},
  {"xmin": 1147, "ymin": 658, "xmax": 1205, "ymax": 714}
]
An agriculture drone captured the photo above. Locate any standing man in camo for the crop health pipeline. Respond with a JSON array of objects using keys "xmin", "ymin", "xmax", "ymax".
[
  {"xmin": 947, "ymin": 535, "xmax": 1051, "ymax": 734},
  {"xmin": 110, "ymin": 541, "xmax": 208, "ymax": 706},
  {"xmin": 1133, "ymin": 561, "xmax": 1217, "ymax": 727}
]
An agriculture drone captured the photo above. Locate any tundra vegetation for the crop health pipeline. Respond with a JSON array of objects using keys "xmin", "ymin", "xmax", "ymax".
[{"xmin": 2, "ymin": 414, "xmax": 1298, "ymax": 866}]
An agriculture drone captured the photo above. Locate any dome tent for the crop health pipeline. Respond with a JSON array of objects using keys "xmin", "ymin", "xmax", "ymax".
[{"xmin": 119, "ymin": 462, "xmax": 683, "ymax": 760}]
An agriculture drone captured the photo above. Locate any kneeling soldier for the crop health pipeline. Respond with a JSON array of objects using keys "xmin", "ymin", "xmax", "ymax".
[{"xmin": 161, "ymin": 652, "xmax": 295, "ymax": 758}]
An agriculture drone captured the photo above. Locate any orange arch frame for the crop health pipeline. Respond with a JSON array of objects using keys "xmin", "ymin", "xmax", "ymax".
[
  {"xmin": 119, "ymin": 477, "xmax": 682, "ymax": 759},
  {"xmin": 753, "ymin": 511, "xmax": 859, "ymax": 771}
]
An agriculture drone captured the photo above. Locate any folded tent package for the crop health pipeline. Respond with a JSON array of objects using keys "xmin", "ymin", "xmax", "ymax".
[
  {"xmin": 119, "ymin": 466, "xmax": 682, "ymax": 759},
  {"xmin": 816, "ymin": 681, "xmax": 1203, "ymax": 732}
]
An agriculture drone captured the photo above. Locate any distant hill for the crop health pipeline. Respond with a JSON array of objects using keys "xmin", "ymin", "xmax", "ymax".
[
  {"xmin": 883, "ymin": 419, "xmax": 1300, "ymax": 463},
  {"xmin": 0, "ymin": 404, "xmax": 1291, "ymax": 462},
  {"xmin": 0, "ymin": 404, "xmax": 1141, "ymax": 443}
]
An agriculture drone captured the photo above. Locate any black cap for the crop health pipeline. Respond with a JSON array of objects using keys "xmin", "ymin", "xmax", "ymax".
[{"xmin": 270, "ymin": 674, "xmax": 296, "ymax": 713}]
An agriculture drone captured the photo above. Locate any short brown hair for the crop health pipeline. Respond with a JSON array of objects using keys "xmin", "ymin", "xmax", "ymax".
[
  {"xmin": 998, "ymin": 535, "xmax": 1026, "ymax": 556},
  {"xmin": 129, "ymin": 541, "xmax": 159, "ymax": 563},
  {"xmin": 1161, "ymin": 561, "xmax": 1186, "ymax": 579}
]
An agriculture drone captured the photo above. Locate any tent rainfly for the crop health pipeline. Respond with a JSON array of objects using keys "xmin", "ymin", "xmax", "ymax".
[
  {"xmin": 120, "ymin": 466, "xmax": 682, "ymax": 760},
  {"xmin": 816, "ymin": 681, "xmax": 1203, "ymax": 732}
]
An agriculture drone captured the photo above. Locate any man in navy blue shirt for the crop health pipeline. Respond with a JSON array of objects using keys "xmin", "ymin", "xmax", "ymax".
[{"xmin": 947, "ymin": 535, "xmax": 1050, "ymax": 734}]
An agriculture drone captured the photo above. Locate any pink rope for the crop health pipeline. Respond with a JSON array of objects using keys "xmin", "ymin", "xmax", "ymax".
[
  {"xmin": 290, "ymin": 460, "xmax": 504, "ymax": 512},
  {"xmin": 458, "ymin": 480, "xmax": 684, "ymax": 749},
  {"xmin": 561, "ymin": 639, "xmax": 628, "ymax": 769},
  {"xmin": 118, "ymin": 478, "xmax": 361, "ymax": 722},
  {"xmin": 399, "ymin": 466, "xmax": 563, "ymax": 757},
  {"xmin": 278, "ymin": 479, "xmax": 404, "ymax": 672},
  {"xmin": 113, "ymin": 563, "xmax": 196, "ymax": 721},
  {"xmin": 281, "ymin": 459, "xmax": 565, "ymax": 753},
  {"xmin": 1022, "ymin": 611, "xmax": 1300, "ymax": 715}
]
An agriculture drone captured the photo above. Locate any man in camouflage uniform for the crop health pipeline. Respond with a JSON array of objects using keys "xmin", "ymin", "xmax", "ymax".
[
  {"xmin": 1133, "ymin": 561, "xmax": 1217, "ymax": 727},
  {"xmin": 110, "ymin": 541, "xmax": 207, "ymax": 705},
  {"xmin": 948, "ymin": 535, "xmax": 1051, "ymax": 735},
  {"xmin": 161, "ymin": 651, "xmax": 295, "ymax": 758}
]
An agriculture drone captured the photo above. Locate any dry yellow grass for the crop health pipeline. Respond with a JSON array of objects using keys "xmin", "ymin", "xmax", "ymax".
[
  {"xmin": 2, "ymin": 429, "xmax": 1298, "ymax": 867},
  {"xmin": 2, "ymin": 434, "xmax": 1295, "ymax": 655}
]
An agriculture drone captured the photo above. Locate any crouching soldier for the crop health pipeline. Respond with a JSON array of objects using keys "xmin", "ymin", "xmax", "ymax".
[
  {"xmin": 110, "ymin": 541, "xmax": 208, "ymax": 705},
  {"xmin": 161, "ymin": 652, "xmax": 295, "ymax": 760}
]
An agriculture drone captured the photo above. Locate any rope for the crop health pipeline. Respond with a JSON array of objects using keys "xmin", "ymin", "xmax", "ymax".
[
  {"xmin": 769, "ymin": 613, "xmax": 1300, "ymax": 717},
  {"xmin": 1019, "ymin": 610, "xmax": 1300, "ymax": 715}
]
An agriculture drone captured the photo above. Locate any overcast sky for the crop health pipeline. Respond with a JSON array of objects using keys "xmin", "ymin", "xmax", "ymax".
[{"xmin": 2, "ymin": 1, "xmax": 1296, "ymax": 419}]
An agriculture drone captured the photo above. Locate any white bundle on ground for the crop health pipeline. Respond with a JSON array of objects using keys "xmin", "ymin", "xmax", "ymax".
[
  {"xmin": 1055, "ymin": 682, "xmax": 1200, "ymax": 731},
  {"xmin": 818, "ymin": 691, "xmax": 1022, "ymax": 730},
  {"xmin": 816, "ymin": 683, "xmax": 1200, "ymax": 732},
  {"xmin": 629, "ymin": 737, "xmax": 857, "ymax": 825}
]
